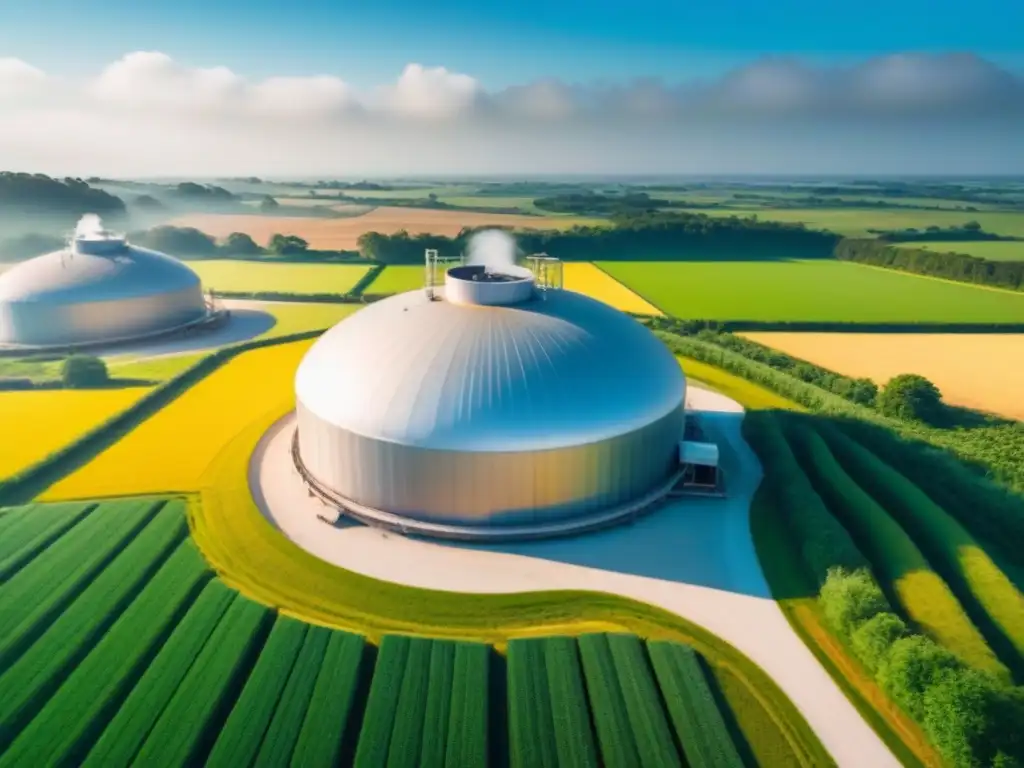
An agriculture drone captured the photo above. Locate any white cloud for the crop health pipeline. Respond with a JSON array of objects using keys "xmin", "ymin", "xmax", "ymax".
[
  {"xmin": 0, "ymin": 51, "xmax": 1020, "ymax": 176},
  {"xmin": 0, "ymin": 58, "xmax": 50, "ymax": 103},
  {"xmin": 382, "ymin": 63, "xmax": 483, "ymax": 118}
]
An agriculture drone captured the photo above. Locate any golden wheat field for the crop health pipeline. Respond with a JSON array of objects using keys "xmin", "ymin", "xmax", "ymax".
[
  {"xmin": 42, "ymin": 341, "xmax": 310, "ymax": 500},
  {"xmin": 171, "ymin": 206, "xmax": 598, "ymax": 251},
  {"xmin": 0, "ymin": 388, "xmax": 153, "ymax": 481},
  {"xmin": 561, "ymin": 263, "xmax": 663, "ymax": 315},
  {"xmin": 741, "ymin": 332, "xmax": 1024, "ymax": 421}
]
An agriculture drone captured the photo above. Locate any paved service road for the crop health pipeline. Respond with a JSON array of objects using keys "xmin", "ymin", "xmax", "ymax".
[{"xmin": 251, "ymin": 385, "xmax": 899, "ymax": 768}]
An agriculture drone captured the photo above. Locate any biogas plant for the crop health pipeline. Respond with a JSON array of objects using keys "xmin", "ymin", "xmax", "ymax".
[
  {"xmin": 0, "ymin": 215, "xmax": 217, "ymax": 349},
  {"xmin": 289, "ymin": 231, "xmax": 721, "ymax": 541}
]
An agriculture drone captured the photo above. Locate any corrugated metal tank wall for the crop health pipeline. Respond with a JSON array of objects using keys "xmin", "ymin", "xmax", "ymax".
[
  {"xmin": 0, "ymin": 285, "xmax": 206, "ymax": 346},
  {"xmin": 295, "ymin": 399, "xmax": 685, "ymax": 525}
]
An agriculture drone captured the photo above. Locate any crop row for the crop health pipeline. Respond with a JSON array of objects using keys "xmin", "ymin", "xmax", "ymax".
[
  {"xmin": 0, "ymin": 497, "xmax": 748, "ymax": 768},
  {"xmin": 785, "ymin": 418, "xmax": 1010, "ymax": 678},
  {"xmin": 508, "ymin": 634, "xmax": 744, "ymax": 768}
]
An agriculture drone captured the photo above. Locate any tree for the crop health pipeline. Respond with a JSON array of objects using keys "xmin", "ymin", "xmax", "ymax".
[
  {"xmin": 267, "ymin": 233, "xmax": 309, "ymax": 255},
  {"xmin": 878, "ymin": 374, "xmax": 944, "ymax": 423},
  {"xmin": 222, "ymin": 232, "xmax": 263, "ymax": 256},
  {"xmin": 963, "ymin": 220, "xmax": 982, "ymax": 231},
  {"xmin": 819, "ymin": 567, "xmax": 890, "ymax": 637},
  {"xmin": 259, "ymin": 195, "xmax": 280, "ymax": 212},
  {"xmin": 62, "ymin": 355, "xmax": 109, "ymax": 388},
  {"xmin": 131, "ymin": 226, "xmax": 218, "ymax": 257}
]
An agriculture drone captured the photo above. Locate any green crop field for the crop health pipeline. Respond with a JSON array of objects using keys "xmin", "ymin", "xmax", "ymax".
[
  {"xmin": 747, "ymin": 410, "xmax": 1024, "ymax": 768},
  {"xmin": 919, "ymin": 240, "xmax": 1024, "ymax": 261},
  {"xmin": 438, "ymin": 195, "xmax": 541, "ymax": 211},
  {"xmin": 687, "ymin": 207, "xmax": 1024, "ymax": 239},
  {"xmin": 0, "ymin": 496, "xmax": 829, "ymax": 767},
  {"xmin": 365, "ymin": 264, "xmax": 427, "ymax": 294},
  {"xmin": 599, "ymin": 260, "xmax": 1024, "ymax": 323},
  {"xmin": 784, "ymin": 420, "xmax": 1008, "ymax": 678},
  {"xmin": 189, "ymin": 260, "xmax": 370, "ymax": 295}
]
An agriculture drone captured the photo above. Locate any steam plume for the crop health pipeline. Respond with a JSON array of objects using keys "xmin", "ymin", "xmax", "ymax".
[
  {"xmin": 465, "ymin": 229, "xmax": 518, "ymax": 273},
  {"xmin": 74, "ymin": 213, "xmax": 106, "ymax": 239}
]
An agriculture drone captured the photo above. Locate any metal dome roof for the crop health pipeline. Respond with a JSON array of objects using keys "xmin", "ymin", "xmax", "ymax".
[
  {"xmin": 0, "ymin": 239, "xmax": 201, "ymax": 305},
  {"xmin": 295, "ymin": 286, "xmax": 686, "ymax": 452}
]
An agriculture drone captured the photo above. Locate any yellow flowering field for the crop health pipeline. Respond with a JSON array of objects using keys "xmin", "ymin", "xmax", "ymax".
[
  {"xmin": 42, "ymin": 340, "xmax": 311, "ymax": 500},
  {"xmin": 0, "ymin": 388, "xmax": 152, "ymax": 481},
  {"xmin": 561, "ymin": 262, "xmax": 663, "ymax": 315}
]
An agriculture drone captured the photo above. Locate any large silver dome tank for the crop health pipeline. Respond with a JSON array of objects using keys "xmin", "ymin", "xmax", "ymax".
[{"xmin": 294, "ymin": 264, "xmax": 686, "ymax": 527}]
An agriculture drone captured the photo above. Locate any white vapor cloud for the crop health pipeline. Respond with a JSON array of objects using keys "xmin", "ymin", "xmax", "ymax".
[{"xmin": 0, "ymin": 51, "xmax": 1021, "ymax": 176}]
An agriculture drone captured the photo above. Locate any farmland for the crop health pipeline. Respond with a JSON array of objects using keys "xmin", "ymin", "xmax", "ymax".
[
  {"xmin": 747, "ymin": 410, "xmax": 1024, "ymax": 767},
  {"xmin": 919, "ymin": 241, "xmax": 1024, "ymax": 261},
  {"xmin": 561, "ymin": 262, "xmax": 663, "ymax": 315},
  {"xmin": 0, "ymin": 388, "xmax": 152, "ymax": 481},
  {"xmin": 687, "ymin": 207, "xmax": 1024, "ymax": 240},
  {"xmin": 365, "ymin": 261, "xmax": 663, "ymax": 314},
  {"xmin": 599, "ymin": 260, "xmax": 1024, "ymax": 323},
  {"xmin": 42, "ymin": 340, "xmax": 312, "ymax": 500},
  {"xmin": 0, "ymin": 495, "xmax": 807, "ymax": 767},
  {"xmin": 364, "ymin": 264, "xmax": 426, "ymax": 294},
  {"xmin": 740, "ymin": 332, "xmax": 1024, "ymax": 420},
  {"xmin": 189, "ymin": 260, "xmax": 371, "ymax": 295},
  {"xmin": 171, "ymin": 206, "xmax": 599, "ymax": 251}
]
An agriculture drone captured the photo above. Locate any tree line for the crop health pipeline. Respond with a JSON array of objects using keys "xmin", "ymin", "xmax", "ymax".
[
  {"xmin": 0, "ymin": 173, "xmax": 125, "ymax": 217},
  {"xmin": 356, "ymin": 211, "xmax": 840, "ymax": 264},
  {"xmin": 835, "ymin": 239, "xmax": 1023, "ymax": 291}
]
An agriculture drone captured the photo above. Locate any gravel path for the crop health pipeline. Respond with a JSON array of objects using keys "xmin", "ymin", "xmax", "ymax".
[{"xmin": 250, "ymin": 386, "xmax": 899, "ymax": 767}]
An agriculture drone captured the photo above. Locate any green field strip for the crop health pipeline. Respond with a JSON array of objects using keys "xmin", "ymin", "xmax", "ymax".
[
  {"xmin": 787, "ymin": 420, "xmax": 1008, "ymax": 678},
  {"xmin": 0, "ymin": 504, "xmax": 187, "ymax": 741},
  {"xmin": 131, "ymin": 596, "xmax": 272, "ymax": 767},
  {"xmin": 0, "ymin": 499, "xmax": 164, "ymax": 667},
  {"xmin": 253, "ymin": 625, "xmax": 332, "ymax": 768},
  {"xmin": 385, "ymin": 637, "xmax": 433, "ymax": 768},
  {"xmin": 0, "ymin": 540, "xmax": 211, "ymax": 767},
  {"xmin": 289, "ymin": 630, "xmax": 367, "ymax": 767},
  {"xmin": 206, "ymin": 616, "xmax": 309, "ymax": 768},
  {"xmin": 507, "ymin": 638, "xmax": 559, "ymax": 768},
  {"xmin": 820, "ymin": 425, "xmax": 1024, "ymax": 678},
  {"xmin": 605, "ymin": 634, "xmax": 682, "ymax": 768},
  {"xmin": 598, "ymin": 260, "xmax": 1024, "ymax": 323},
  {"xmin": 0, "ymin": 502, "xmax": 96, "ymax": 581},
  {"xmin": 444, "ymin": 641, "xmax": 489, "ymax": 768},
  {"xmin": 81, "ymin": 581, "xmax": 237, "ymax": 768},
  {"xmin": 542, "ymin": 637, "xmax": 600, "ymax": 768},
  {"xmin": 419, "ymin": 640, "xmax": 455, "ymax": 767},
  {"xmin": 647, "ymin": 641, "xmax": 744, "ymax": 768},
  {"xmin": 354, "ymin": 634, "xmax": 411, "ymax": 767},
  {"xmin": 351, "ymin": 263, "xmax": 387, "ymax": 296},
  {"xmin": 577, "ymin": 634, "xmax": 642, "ymax": 768}
]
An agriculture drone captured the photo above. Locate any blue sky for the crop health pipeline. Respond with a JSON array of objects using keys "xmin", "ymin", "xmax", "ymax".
[
  {"xmin": 2, "ymin": 0, "xmax": 1022, "ymax": 175},
  {"xmin": 4, "ymin": 0, "xmax": 1023, "ymax": 86}
]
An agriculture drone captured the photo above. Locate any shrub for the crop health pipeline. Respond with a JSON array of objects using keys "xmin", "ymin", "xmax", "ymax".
[
  {"xmin": 819, "ymin": 567, "xmax": 891, "ymax": 638},
  {"xmin": 878, "ymin": 374, "xmax": 944, "ymax": 424},
  {"xmin": 924, "ymin": 670, "xmax": 1024, "ymax": 768},
  {"xmin": 877, "ymin": 636, "xmax": 963, "ymax": 720},
  {"xmin": 60, "ymin": 355, "xmax": 108, "ymax": 388},
  {"xmin": 851, "ymin": 613, "xmax": 909, "ymax": 673}
]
